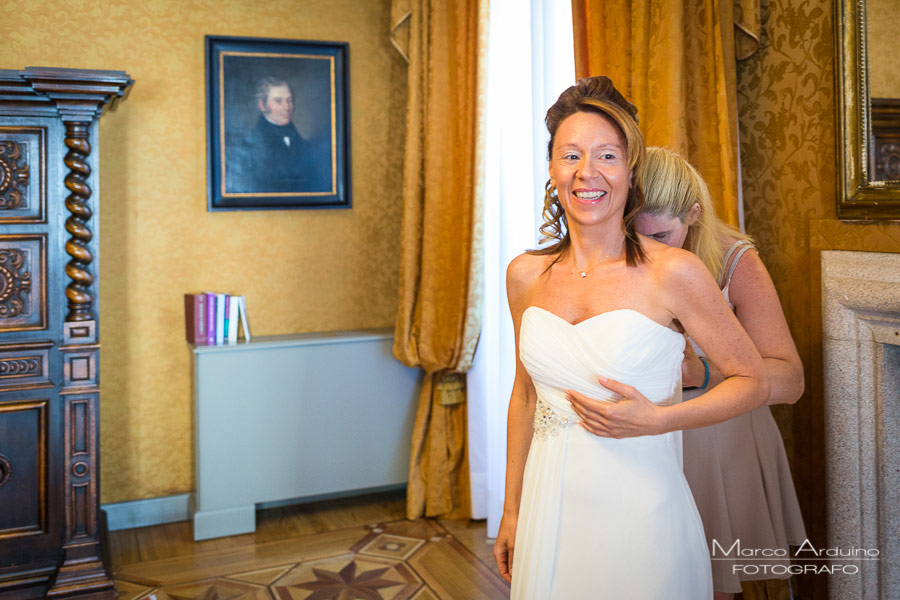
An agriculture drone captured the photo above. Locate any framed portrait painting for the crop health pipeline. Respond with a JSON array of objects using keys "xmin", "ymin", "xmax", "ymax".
[{"xmin": 205, "ymin": 35, "xmax": 351, "ymax": 210}]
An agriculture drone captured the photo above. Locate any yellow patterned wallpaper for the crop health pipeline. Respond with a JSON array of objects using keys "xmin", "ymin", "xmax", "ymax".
[
  {"xmin": 737, "ymin": 0, "xmax": 900, "ymax": 593},
  {"xmin": 868, "ymin": 0, "xmax": 900, "ymax": 98},
  {"xmin": 1, "ymin": 0, "xmax": 406, "ymax": 502}
]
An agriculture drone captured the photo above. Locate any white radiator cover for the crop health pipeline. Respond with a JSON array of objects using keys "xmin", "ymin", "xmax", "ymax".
[{"xmin": 191, "ymin": 329, "xmax": 421, "ymax": 540}]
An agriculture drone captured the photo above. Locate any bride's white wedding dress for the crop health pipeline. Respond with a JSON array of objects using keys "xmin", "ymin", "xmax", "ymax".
[{"xmin": 510, "ymin": 306, "xmax": 712, "ymax": 599}]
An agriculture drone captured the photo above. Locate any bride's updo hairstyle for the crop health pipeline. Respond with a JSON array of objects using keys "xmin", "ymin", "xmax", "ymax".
[{"xmin": 533, "ymin": 76, "xmax": 647, "ymax": 267}]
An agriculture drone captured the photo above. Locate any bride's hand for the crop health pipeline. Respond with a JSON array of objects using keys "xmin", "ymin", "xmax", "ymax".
[
  {"xmin": 567, "ymin": 376, "xmax": 666, "ymax": 438},
  {"xmin": 493, "ymin": 513, "xmax": 517, "ymax": 583}
]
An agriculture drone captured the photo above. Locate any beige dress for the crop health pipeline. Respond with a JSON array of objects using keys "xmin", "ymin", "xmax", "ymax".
[{"xmin": 684, "ymin": 240, "xmax": 806, "ymax": 594}]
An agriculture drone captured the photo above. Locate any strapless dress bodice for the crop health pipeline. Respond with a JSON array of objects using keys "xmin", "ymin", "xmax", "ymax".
[{"xmin": 519, "ymin": 306, "xmax": 685, "ymax": 422}]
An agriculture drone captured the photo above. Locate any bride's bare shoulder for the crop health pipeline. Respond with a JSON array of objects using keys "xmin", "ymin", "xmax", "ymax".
[
  {"xmin": 508, "ymin": 251, "xmax": 555, "ymax": 280},
  {"xmin": 645, "ymin": 244, "xmax": 718, "ymax": 297},
  {"xmin": 507, "ymin": 252, "xmax": 556, "ymax": 302}
]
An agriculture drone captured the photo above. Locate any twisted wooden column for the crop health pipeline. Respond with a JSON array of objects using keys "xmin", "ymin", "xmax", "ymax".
[
  {"xmin": 63, "ymin": 121, "xmax": 94, "ymax": 323},
  {"xmin": 50, "ymin": 120, "xmax": 112, "ymax": 599}
]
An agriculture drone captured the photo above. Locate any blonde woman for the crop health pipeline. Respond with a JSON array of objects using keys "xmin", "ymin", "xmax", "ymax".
[{"xmin": 635, "ymin": 147, "xmax": 806, "ymax": 599}]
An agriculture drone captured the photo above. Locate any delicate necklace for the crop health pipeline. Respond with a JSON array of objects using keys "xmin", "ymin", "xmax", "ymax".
[{"xmin": 573, "ymin": 242, "xmax": 622, "ymax": 278}]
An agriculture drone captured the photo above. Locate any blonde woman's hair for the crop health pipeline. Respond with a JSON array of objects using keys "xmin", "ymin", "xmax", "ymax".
[{"xmin": 640, "ymin": 147, "xmax": 751, "ymax": 283}]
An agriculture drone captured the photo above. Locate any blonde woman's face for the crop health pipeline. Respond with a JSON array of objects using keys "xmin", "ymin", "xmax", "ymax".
[{"xmin": 635, "ymin": 212, "xmax": 691, "ymax": 248}]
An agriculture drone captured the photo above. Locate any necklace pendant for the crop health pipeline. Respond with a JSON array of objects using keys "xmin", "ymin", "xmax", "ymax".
[{"xmin": 580, "ymin": 271, "xmax": 587, "ymax": 278}]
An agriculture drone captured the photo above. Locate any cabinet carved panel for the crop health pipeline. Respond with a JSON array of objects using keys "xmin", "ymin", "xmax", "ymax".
[
  {"xmin": 0, "ymin": 340, "xmax": 52, "ymax": 391},
  {"xmin": 0, "ymin": 141, "xmax": 28, "ymax": 209},
  {"xmin": 0, "ymin": 399, "xmax": 48, "ymax": 538},
  {"xmin": 63, "ymin": 395, "xmax": 96, "ymax": 542},
  {"xmin": 0, "ymin": 127, "xmax": 46, "ymax": 223},
  {"xmin": 63, "ymin": 345, "xmax": 98, "ymax": 388},
  {"xmin": 0, "ymin": 235, "xmax": 46, "ymax": 332}
]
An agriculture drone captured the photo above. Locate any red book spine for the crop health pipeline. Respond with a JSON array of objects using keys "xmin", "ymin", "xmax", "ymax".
[
  {"xmin": 184, "ymin": 294, "xmax": 208, "ymax": 345},
  {"xmin": 184, "ymin": 294, "xmax": 195, "ymax": 344}
]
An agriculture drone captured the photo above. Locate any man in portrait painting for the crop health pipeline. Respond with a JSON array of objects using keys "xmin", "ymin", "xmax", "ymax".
[{"xmin": 226, "ymin": 76, "xmax": 331, "ymax": 195}]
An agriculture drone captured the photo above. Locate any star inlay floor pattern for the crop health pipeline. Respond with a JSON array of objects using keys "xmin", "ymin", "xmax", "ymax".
[{"xmin": 113, "ymin": 519, "xmax": 508, "ymax": 600}]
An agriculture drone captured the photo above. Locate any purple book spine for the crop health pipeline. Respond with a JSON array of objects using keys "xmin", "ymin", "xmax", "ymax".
[{"xmin": 206, "ymin": 292, "xmax": 216, "ymax": 345}]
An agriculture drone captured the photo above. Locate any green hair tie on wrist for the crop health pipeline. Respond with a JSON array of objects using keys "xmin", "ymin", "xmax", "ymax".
[{"xmin": 698, "ymin": 357, "xmax": 710, "ymax": 391}]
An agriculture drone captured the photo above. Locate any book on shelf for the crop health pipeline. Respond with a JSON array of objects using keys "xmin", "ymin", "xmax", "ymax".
[
  {"xmin": 215, "ymin": 293, "xmax": 226, "ymax": 345},
  {"xmin": 236, "ymin": 296, "xmax": 251, "ymax": 342},
  {"xmin": 227, "ymin": 296, "xmax": 239, "ymax": 343},
  {"xmin": 184, "ymin": 292, "xmax": 251, "ymax": 345},
  {"xmin": 184, "ymin": 293, "xmax": 208, "ymax": 345},
  {"xmin": 223, "ymin": 295, "xmax": 231, "ymax": 342},
  {"xmin": 205, "ymin": 292, "xmax": 216, "ymax": 346}
]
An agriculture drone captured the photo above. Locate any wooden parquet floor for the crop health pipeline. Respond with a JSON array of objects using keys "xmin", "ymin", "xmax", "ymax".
[{"xmin": 108, "ymin": 490, "xmax": 508, "ymax": 600}]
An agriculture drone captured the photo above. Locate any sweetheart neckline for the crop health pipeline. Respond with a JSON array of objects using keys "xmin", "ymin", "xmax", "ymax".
[{"xmin": 524, "ymin": 305, "xmax": 681, "ymax": 337}]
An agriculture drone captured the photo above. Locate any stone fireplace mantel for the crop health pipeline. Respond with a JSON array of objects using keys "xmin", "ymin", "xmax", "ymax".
[{"xmin": 822, "ymin": 250, "xmax": 900, "ymax": 600}]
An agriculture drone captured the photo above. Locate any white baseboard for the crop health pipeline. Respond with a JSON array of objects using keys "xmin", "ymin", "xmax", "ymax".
[
  {"xmin": 102, "ymin": 484, "xmax": 407, "ymax": 532},
  {"xmin": 102, "ymin": 493, "xmax": 193, "ymax": 531}
]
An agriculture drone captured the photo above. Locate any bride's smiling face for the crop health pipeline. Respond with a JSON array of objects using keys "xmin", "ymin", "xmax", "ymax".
[{"xmin": 549, "ymin": 111, "xmax": 631, "ymax": 226}]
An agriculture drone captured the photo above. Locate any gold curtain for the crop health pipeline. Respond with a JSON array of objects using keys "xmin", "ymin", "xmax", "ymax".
[
  {"xmin": 390, "ymin": 0, "xmax": 486, "ymax": 520},
  {"xmin": 571, "ymin": 0, "xmax": 761, "ymax": 228}
]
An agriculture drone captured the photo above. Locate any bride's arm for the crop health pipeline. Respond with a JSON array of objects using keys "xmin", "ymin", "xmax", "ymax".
[
  {"xmin": 569, "ymin": 247, "xmax": 768, "ymax": 437},
  {"xmin": 660, "ymin": 247, "xmax": 769, "ymax": 428},
  {"xmin": 681, "ymin": 249, "xmax": 804, "ymax": 405},
  {"xmin": 493, "ymin": 254, "xmax": 539, "ymax": 583}
]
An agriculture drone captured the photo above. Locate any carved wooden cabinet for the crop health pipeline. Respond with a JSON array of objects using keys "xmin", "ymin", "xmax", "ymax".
[{"xmin": 0, "ymin": 68, "xmax": 131, "ymax": 599}]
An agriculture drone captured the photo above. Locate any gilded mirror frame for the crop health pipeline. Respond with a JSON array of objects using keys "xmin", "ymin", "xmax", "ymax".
[{"xmin": 835, "ymin": 0, "xmax": 900, "ymax": 219}]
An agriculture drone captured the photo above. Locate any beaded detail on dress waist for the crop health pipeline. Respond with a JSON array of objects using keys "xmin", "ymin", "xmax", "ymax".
[{"xmin": 533, "ymin": 398, "xmax": 573, "ymax": 440}]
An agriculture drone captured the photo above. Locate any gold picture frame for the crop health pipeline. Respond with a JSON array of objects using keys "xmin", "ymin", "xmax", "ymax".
[
  {"xmin": 205, "ymin": 35, "xmax": 351, "ymax": 211},
  {"xmin": 834, "ymin": 0, "xmax": 900, "ymax": 219}
]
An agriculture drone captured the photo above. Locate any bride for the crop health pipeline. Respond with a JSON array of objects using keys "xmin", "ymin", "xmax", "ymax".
[{"xmin": 492, "ymin": 76, "xmax": 769, "ymax": 599}]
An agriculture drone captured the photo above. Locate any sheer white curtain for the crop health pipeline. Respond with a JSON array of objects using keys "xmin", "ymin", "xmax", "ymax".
[{"xmin": 467, "ymin": 0, "xmax": 574, "ymax": 538}]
